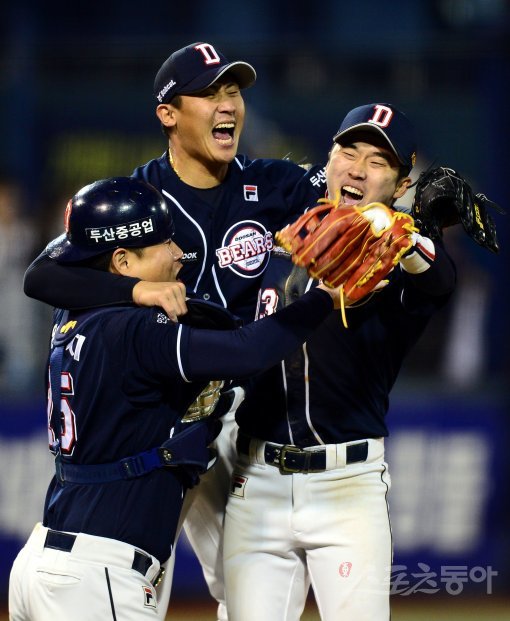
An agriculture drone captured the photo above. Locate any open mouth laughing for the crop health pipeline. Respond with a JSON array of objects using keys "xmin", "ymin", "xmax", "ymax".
[
  {"xmin": 212, "ymin": 122, "xmax": 235, "ymax": 146},
  {"xmin": 341, "ymin": 185, "xmax": 364, "ymax": 205}
]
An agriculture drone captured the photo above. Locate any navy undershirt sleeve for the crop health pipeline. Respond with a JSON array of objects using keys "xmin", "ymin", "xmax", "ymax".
[
  {"xmin": 404, "ymin": 242, "xmax": 456, "ymax": 297},
  {"xmin": 183, "ymin": 288, "xmax": 334, "ymax": 381},
  {"xmin": 24, "ymin": 249, "xmax": 138, "ymax": 309}
]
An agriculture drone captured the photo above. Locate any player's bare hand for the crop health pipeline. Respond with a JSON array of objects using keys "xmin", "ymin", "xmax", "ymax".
[
  {"xmin": 317, "ymin": 279, "xmax": 389, "ymax": 310},
  {"xmin": 317, "ymin": 282, "xmax": 355, "ymax": 310},
  {"xmin": 132, "ymin": 281, "xmax": 188, "ymax": 322}
]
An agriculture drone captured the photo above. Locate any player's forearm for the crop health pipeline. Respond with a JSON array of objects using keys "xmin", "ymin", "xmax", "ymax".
[
  {"xmin": 401, "ymin": 240, "xmax": 456, "ymax": 296},
  {"xmin": 24, "ymin": 248, "xmax": 138, "ymax": 309}
]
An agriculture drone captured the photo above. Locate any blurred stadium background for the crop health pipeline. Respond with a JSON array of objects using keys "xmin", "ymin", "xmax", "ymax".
[{"xmin": 1, "ymin": 0, "xmax": 509, "ymax": 618}]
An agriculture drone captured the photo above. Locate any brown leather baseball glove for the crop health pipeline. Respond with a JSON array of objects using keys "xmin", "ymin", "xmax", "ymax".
[{"xmin": 275, "ymin": 198, "xmax": 418, "ymax": 303}]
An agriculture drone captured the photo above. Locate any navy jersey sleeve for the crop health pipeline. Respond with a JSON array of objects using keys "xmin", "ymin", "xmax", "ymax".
[
  {"xmin": 133, "ymin": 288, "xmax": 334, "ymax": 383},
  {"xmin": 24, "ymin": 248, "xmax": 138, "ymax": 308},
  {"xmin": 22, "ymin": 159, "xmax": 168, "ymax": 309},
  {"xmin": 400, "ymin": 241, "xmax": 456, "ymax": 316},
  {"xmin": 181, "ymin": 288, "xmax": 333, "ymax": 381},
  {"xmin": 402, "ymin": 240, "xmax": 456, "ymax": 297}
]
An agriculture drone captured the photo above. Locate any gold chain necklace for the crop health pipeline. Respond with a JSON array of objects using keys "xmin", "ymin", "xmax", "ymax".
[{"xmin": 168, "ymin": 149, "xmax": 181, "ymax": 180}]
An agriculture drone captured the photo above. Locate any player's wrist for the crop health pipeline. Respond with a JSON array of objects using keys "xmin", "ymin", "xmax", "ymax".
[
  {"xmin": 399, "ymin": 233, "xmax": 435, "ymax": 274},
  {"xmin": 131, "ymin": 280, "xmax": 146, "ymax": 304}
]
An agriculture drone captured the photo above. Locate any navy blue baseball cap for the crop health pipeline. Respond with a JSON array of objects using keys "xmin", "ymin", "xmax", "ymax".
[
  {"xmin": 47, "ymin": 177, "xmax": 175, "ymax": 263},
  {"xmin": 333, "ymin": 103, "xmax": 417, "ymax": 172},
  {"xmin": 154, "ymin": 42, "xmax": 257, "ymax": 104}
]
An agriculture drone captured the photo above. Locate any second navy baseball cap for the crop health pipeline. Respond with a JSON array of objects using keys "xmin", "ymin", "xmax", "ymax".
[
  {"xmin": 333, "ymin": 103, "xmax": 417, "ymax": 172},
  {"xmin": 154, "ymin": 42, "xmax": 257, "ymax": 104},
  {"xmin": 47, "ymin": 177, "xmax": 174, "ymax": 263}
]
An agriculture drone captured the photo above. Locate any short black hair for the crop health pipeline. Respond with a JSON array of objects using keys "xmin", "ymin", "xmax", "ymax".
[{"xmin": 72, "ymin": 246, "xmax": 145, "ymax": 272}]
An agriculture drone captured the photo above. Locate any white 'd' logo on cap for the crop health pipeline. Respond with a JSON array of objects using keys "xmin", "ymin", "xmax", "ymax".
[
  {"xmin": 194, "ymin": 43, "xmax": 221, "ymax": 65},
  {"xmin": 368, "ymin": 104, "xmax": 393, "ymax": 128}
]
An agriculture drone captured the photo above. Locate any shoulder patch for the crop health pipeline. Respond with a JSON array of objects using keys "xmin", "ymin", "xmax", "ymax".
[{"xmin": 151, "ymin": 309, "xmax": 171, "ymax": 324}]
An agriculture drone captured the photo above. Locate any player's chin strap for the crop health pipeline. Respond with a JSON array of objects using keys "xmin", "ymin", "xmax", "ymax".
[{"xmin": 48, "ymin": 307, "xmax": 220, "ymax": 490}]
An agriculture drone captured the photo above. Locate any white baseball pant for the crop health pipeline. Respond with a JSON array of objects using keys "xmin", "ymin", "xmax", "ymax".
[
  {"xmin": 223, "ymin": 437, "xmax": 392, "ymax": 621},
  {"xmin": 9, "ymin": 523, "xmax": 162, "ymax": 621}
]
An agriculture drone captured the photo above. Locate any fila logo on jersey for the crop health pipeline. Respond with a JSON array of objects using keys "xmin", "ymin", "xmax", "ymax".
[
  {"xmin": 142, "ymin": 586, "xmax": 157, "ymax": 608},
  {"xmin": 230, "ymin": 473, "xmax": 247, "ymax": 498},
  {"xmin": 243, "ymin": 185, "xmax": 258, "ymax": 201},
  {"xmin": 216, "ymin": 220, "xmax": 273, "ymax": 277}
]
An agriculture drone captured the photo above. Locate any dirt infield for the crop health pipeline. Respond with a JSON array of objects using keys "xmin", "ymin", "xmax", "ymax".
[
  {"xmin": 166, "ymin": 597, "xmax": 509, "ymax": 620},
  {"xmin": 1, "ymin": 595, "xmax": 509, "ymax": 620}
]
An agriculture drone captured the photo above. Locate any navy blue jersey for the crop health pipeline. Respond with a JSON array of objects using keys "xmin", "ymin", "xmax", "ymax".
[
  {"xmin": 24, "ymin": 153, "xmax": 326, "ymax": 321},
  {"xmin": 235, "ymin": 246, "xmax": 456, "ymax": 446},
  {"xmin": 133, "ymin": 153, "xmax": 326, "ymax": 322},
  {"xmin": 43, "ymin": 288, "xmax": 334, "ymax": 561}
]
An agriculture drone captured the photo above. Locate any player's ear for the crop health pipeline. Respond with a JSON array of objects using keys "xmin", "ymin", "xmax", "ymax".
[
  {"xmin": 393, "ymin": 176, "xmax": 412, "ymax": 200},
  {"xmin": 156, "ymin": 104, "xmax": 177, "ymax": 129},
  {"xmin": 110, "ymin": 248, "xmax": 130, "ymax": 274}
]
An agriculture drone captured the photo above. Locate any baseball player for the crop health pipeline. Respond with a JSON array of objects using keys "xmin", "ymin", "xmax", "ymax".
[
  {"xmin": 9, "ymin": 176, "xmax": 345, "ymax": 621},
  {"xmin": 223, "ymin": 104, "xmax": 457, "ymax": 621},
  {"xmin": 22, "ymin": 42, "xmax": 327, "ymax": 620}
]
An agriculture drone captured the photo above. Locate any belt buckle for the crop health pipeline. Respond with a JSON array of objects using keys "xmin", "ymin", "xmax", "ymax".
[
  {"xmin": 152, "ymin": 567, "xmax": 165, "ymax": 588},
  {"xmin": 278, "ymin": 444, "xmax": 302, "ymax": 474}
]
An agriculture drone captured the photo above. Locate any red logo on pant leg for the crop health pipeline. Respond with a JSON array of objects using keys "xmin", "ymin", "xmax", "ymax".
[{"xmin": 339, "ymin": 562, "xmax": 353, "ymax": 577}]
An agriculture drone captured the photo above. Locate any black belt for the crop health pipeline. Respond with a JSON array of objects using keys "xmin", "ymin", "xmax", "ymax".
[
  {"xmin": 44, "ymin": 529, "xmax": 164, "ymax": 586},
  {"xmin": 237, "ymin": 433, "xmax": 368, "ymax": 474}
]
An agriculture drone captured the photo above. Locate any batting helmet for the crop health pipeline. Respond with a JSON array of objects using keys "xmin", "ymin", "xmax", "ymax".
[{"xmin": 47, "ymin": 177, "xmax": 175, "ymax": 263}]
